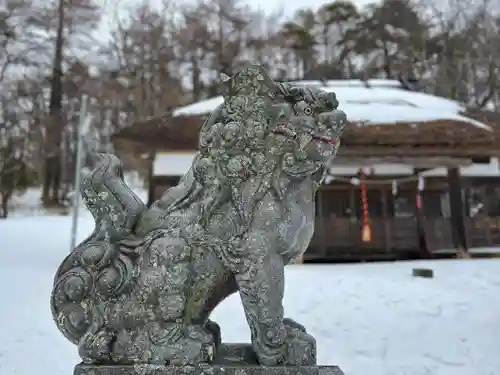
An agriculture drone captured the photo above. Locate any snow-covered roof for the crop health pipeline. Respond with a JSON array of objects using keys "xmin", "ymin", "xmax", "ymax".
[
  {"xmin": 153, "ymin": 152, "xmax": 500, "ymax": 178},
  {"xmin": 172, "ymin": 79, "xmax": 490, "ymax": 130}
]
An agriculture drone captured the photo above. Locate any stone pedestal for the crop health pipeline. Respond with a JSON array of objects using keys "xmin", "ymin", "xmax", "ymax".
[
  {"xmin": 75, "ymin": 364, "xmax": 344, "ymax": 375},
  {"xmin": 73, "ymin": 344, "xmax": 344, "ymax": 375}
]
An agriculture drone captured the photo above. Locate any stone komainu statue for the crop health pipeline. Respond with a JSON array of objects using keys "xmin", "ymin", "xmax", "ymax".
[{"xmin": 51, "ymin": 65, "xmax": 347, "ymax": 366}]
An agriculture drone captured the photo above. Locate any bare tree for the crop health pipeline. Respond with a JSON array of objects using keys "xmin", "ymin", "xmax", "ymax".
[
  {"xmin": 278, "ymin": 9, "xmax": 318, "ymax": 79},
  {"xmin": 316, "ymin": 0, "xmax": 360, "ymax": 78},
  {"xmin": 0, "ymin": 92, "xmax": 36, "ymax": 218},
  {"xmin": 104, "ymin": 0, "xmax": 184, "ymax": 122},
  {"xmin": 18, "ymin": 0, "xmax": 101, "ymax": 206},
  {"xmin": 0, "ymin": 0, "xmax": 46, "ymax": 86},
  {"xmin": 415, "ymin": 0, "xmax": 500, "ymax": 109},
  {"xmin": 174, "ymin": 0, "xmax": 275, "ymax": 97}
]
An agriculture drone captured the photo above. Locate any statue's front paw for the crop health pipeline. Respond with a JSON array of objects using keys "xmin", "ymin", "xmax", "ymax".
[
  {"xmin": 254, "ymin": 320, "xmax": 316, "ymax": 366},
  {"xmin": 282, "ymin": 322, "xmax": 316, "ymax": 366}
]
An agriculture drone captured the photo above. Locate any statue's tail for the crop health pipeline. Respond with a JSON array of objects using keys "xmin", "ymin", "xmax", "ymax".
[
  {"xmin": 50, "ymin": 153, "xmax": 148, "ymax": 358},
  {"xmin": 79, "ymin": 153, "xmax": 146, "ymax": 243}
]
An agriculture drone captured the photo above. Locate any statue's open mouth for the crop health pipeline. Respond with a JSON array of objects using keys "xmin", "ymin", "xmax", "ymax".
[{"xmin": 312, "ymin": 135, "xmax": 336, "ymax": 145}]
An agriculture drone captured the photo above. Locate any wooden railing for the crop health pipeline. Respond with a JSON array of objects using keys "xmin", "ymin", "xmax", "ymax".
[
  {"xmin": 422, "ymin": 218, "xmax": 453, "ymax": 251},
  {"xmin": 420, "ymin": 216, "xmax": 500, "ymax": 251},
  {"xmin": 465, "ymin": 217, "xmax": 500, "ymax": 247},
  {"xmin": 309, "ymin": 216, "xmax": 419, "ymax": 257}
]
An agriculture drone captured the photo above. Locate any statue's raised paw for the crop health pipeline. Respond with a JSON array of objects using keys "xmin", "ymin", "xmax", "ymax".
[{"xmin": 205, "ymin": 319, "xmax": 222, "ymax": 348}]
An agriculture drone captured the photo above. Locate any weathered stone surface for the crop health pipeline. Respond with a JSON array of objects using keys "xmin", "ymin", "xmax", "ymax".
[
  {"xmin": 212, "ymin": 344, "xmax": 258, "ymax": 365},
  {"xmin": 50, "ymin": 64, "xmax": 347, "ymax": 368},
  {"xmin": 74, "ymin": 364, "xmax": 345, "ymax": 375},
  {"xmin": 74, "ymin": 344, "xmax": 345, "ymax": 375}
]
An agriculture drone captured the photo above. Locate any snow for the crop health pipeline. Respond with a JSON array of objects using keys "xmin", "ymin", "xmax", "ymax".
[
  {"xmin": 6, "ymin": 174, "xmax": 147, "ymax": 216},
  {"xmin": 7, "ymin": 188, "xmax": 66, "ymax": 217},
  {"xmin": 433, "ymin": 247, "xmax": 500, "ymax": 255},
  {"xmin": 1, "ymin": 196, "xmax": 500, "ymax": 375},
  {"xmin": 172, "ymin": 80, "xmax": 491, "ymax": 130},
  {"xmin": 173, "ymin": 96, "xmax": 224, "ymax": 118},
  {"xmin": 153, "ymin": 152, "xmax": 197, "ymax": 176}
]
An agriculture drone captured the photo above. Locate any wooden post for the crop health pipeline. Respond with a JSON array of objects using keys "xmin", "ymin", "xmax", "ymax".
[
  {"xmin": 447, "ymin": 168, "xmax": 468, "ymax": 256},
  {"xmin": 381, "ymin": 187, "xmax": 391, "ymax": 253},
  {"xmin": 414, "ymin": 169, "xmax": 431, "ymax": 258},
  {"xmin": 481, "ymin": 185, "xmax": 493, "ymax": 246},
  {"xmin": 316, "ymin": 188, "xmax": 327, "ymax": 258},
  {"xmin": 146, "ymin": 152, "xmax": 156, "ymax": 207},
  {"xmin": 349, "ymin": 187, "xmax": 359, "ymax": 253}
]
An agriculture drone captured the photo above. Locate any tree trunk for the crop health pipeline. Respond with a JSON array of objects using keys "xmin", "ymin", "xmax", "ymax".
[
  {"xmin": 0, "ymin": 192, "xmax": 11, "ymax": 218},
  {"xmin": 41, "ymin": 159, "xmax": 52, "ymax": 204},
  {"xmin": 42, "ymin": 0, "xmax": 65, "ymax": 206},
  {"xmin": 190, "ymin": 56, "xmax": 201, "ymax": 100},
  {"xmin": 382, "ymin": 41, "xmax": 392, "ymax": 78},
  {"xmin": 51, "ymin": 155, "xmax": 62, "ymax": 202},
  {"xmin": 337, "ymin": 23, "xmax": 355, "ymax": 78}
]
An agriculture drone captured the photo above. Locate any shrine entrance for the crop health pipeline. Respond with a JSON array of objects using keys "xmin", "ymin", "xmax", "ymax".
[{"xmin": 308, "ymin": 182, "xmax": 422, "ymax": 261}]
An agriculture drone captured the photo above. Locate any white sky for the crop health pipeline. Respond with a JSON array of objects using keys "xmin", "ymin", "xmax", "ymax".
[
  {"xmin": 98, "ymin": 0, "xmax": 380, "ymax": 23},
  {"xmin": 218, "ymin": 0, "xmax": 378, "ymax": 17},
  {"xmin": 98, "ymin": 0, "xmax": 500, "ymax": 22}
]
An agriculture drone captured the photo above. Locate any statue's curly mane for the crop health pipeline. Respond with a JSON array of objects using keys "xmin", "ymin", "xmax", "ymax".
[{"xmin": 275, "ymin": 82, "xmax": 339, "ymax": 111}]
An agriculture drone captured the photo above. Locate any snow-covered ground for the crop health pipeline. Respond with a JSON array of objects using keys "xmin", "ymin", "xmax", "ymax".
[{"xmin": 0, "ymin": 206, "xmax": 499, "ymax": 375}]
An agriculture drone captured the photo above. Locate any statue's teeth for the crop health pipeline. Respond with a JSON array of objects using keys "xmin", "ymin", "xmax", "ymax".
[{"xmin": 299, "ymin": 133, "xmax": 313, "ymax": 149}]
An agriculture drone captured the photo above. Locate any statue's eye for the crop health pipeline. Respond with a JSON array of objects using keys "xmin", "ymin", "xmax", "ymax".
[{"xmin": 304, "ymin": 107, "xmax": 312, "ymax": 115}]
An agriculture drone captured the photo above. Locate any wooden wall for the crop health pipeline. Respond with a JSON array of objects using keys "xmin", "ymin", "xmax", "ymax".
[{"xmin": 310, "ymin": 184, "xmax": 422, "ymax": 260}]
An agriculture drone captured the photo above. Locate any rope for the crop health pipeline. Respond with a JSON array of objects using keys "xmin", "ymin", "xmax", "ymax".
[{"xmin": 326, "ymin": 174, "xmax": 423, "ymax": 186}]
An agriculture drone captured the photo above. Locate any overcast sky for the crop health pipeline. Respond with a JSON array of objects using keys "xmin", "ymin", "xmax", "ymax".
[
  {"xmin": 220, "ymin": 0, "xmax": 378, "ymax": 17},
  {"xmin": 99, "ymin": 0, "xmax": 380, "ymax": 23}
]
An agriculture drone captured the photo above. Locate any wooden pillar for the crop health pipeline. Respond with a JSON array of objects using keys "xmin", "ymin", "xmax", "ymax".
[
  {"xmin": 146, "ymin": 152, "xmax": 156, "ymax": 207},
  {"xmin": 381, "ymin": 187, "xmax": 391, "ymax": 253},
  {"xmin": 316, "ymin": 188, "xmax": 327, "ymax": 257},
  {"xmin": 481, "ymin": 186, "xmax": 493, "ymax": 246},
  {"xmin": 447, "ymin": 168, "xmax": 468, "ymax": 253},
  {"xmin": 348, "ymin": 186, "xmax": 358, "ymax": 252},
  {"xmin": 413, "ymin": 169, "xmax": 431, "ymax": 258}
]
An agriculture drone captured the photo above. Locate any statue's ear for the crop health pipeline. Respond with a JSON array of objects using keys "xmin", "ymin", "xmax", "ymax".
[
  {"xmin": 219, "ymin": 73, "xmax": 231, "ymax": 82},
  {"xmin": 218, "ymin": 72, "xmax": 233, "ymax": 98}
]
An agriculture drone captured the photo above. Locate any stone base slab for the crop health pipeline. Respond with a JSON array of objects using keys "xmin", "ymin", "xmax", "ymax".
[
  {"xmin": 75, "ymin": 364, "xmax": 344, "ymax": 375},
  {"xmin": 74, "ymin": 344, "xmax": 344, "ymax": 375}
]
